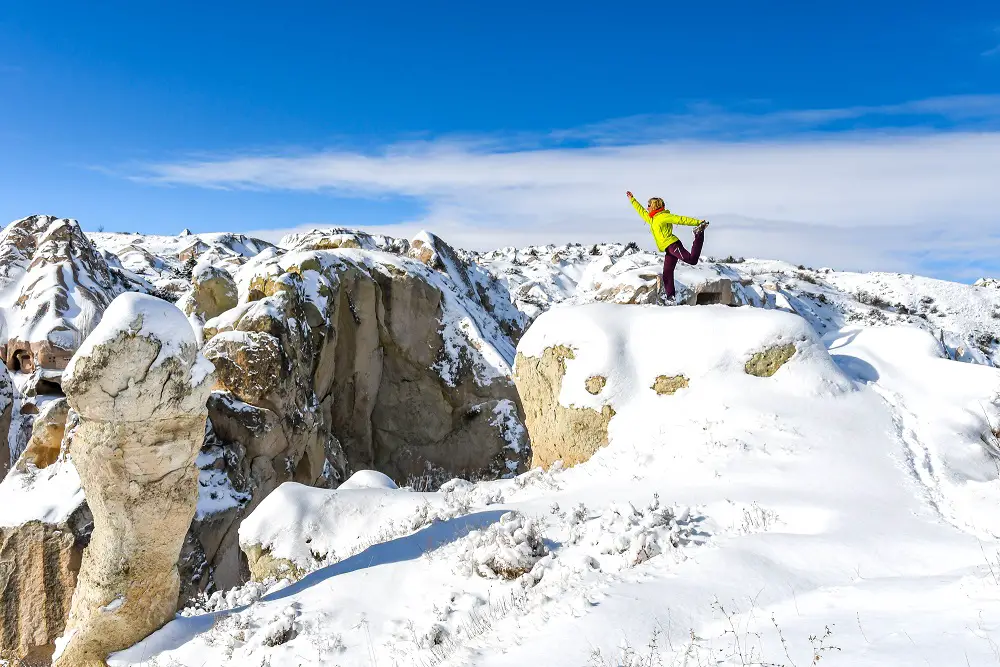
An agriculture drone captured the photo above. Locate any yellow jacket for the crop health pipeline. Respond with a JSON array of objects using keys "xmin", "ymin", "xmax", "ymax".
[{"xmin": 629, "ymin": 195, "xmax": 702, "ymax": 251}]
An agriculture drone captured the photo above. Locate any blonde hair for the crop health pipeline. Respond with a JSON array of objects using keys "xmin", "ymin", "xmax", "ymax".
[{"xmin": 647, "ymin": 197, "xmax": 665, "ymax": 211}]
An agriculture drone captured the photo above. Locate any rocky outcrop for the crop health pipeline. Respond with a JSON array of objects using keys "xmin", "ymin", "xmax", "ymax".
[
  {"xmin": 54, "ymin": 293, "xmax": 214, "ymax": 667},
  {"xmin": 0, "ymin": 366, "xmax": 12, "ymax": 475},
  {"xmin": 684, "ymin": 277, "xmax": 737, "ymax": 306},
  {"xmin": 183, "ymin": 244, "xmax": 531, "ymax": 588},
  {"xmin": 207, "ymin": 244, "xmax": 529, "ymax": 484},
  {"xmin": 652, "ymin": 375, "xmax": 689, "ymax": 395},
  {"xmin": 181, "ymin": 262, "xmax": 238, "ymax": 322},
  {"xmin": 16, "ymin": 397, "xmax": 70, "ymax": 471},
  {"xmin": 513, "ymin": 345, "xmax": 614, "ymax": 470},
  {"xmin": 407, "ymin": 232, "xmax": 527, "ymax": 340},
  {"xmin": 279, "ymin": 228, "xmax": 410, "ymax": 254},
  {"xmin": 745, "ymin": 344, "xmax": 797, "ymax": 377},
  {"xmin": 0, "ymin": 216, "xmax": 128, "ymax": 381},
  {"xmin": 0, "ymin": 508, "xmax": 91, "ymax": 665}
]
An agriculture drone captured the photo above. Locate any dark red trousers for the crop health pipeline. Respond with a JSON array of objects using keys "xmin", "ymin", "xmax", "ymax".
[{"xmin": 662, "ymin": 231, "xmax": 705, "ymax": 299}]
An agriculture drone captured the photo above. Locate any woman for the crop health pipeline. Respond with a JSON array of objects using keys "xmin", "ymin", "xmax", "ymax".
[{"xmin": 626, "ymin": 191, "xmax": 709, "ymax": 302}]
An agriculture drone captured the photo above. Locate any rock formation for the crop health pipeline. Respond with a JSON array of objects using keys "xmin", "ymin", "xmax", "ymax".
[
  {"xmin": 683, "ymin": 277, "xmax": 737, "ymax": 306},
  {"xmin": 53, "ymin": 293, "xmax": 214, "ymax": 667},
  {"xmin": 0, "ymin": 216, "xmax": 128, "ymax": 384},
  {"xmin": 0, "ymin": 453, "xmax": 90, "ymax": 664},
  {"xmin": 0, "ymin": 365, "xmax": 12, "ymax": 475},
  {"xmin": 191, "ymin": 239, "xmax": 531, "ymax": 586},
  {"xmin": 745, "ymin": 344, "xmax": 797, "ymax": 377},
  {"xmin": 0, "ymin": 510, "xmax": 91, "ymax": 665},
  {"xmin": 514, "ymin": 345, "xmax": 615, "ymax": 470},
  {"xmin": 16, "ymin": 397, "xmax": 70, "ymax": 471},
  {"xmin": 180, "ymin": 261, "xmax": 238, "ymax": 322}
]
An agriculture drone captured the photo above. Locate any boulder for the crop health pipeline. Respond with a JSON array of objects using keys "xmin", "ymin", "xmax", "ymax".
[
  {"xmin": 54, "ymin": 293, "xmax": 214, "ymax": 667},
  {"xmin": 0, "ymin": 459, "xmax": 90, "ymax": 665},
  {"xmin": 183, "ymin": 263, "xmax": 238, "ymax": 321}
]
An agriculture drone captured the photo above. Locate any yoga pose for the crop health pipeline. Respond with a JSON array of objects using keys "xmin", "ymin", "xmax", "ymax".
[{"xmin": 626, "ymin": 191, "xmax": 709, "ymax": 301}]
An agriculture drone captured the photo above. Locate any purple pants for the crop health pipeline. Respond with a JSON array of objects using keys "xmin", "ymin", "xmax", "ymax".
[{"xmin": 662, "ymin": 231, "xmax": 705, "ymax": 299}]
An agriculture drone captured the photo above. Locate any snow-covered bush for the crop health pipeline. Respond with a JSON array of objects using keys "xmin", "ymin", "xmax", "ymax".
[
  {"xmin": 455, "ymin": 511, "xmax": 547, "ymax": 580},
  {"xmin": 568, "ymin": 496, "xmax": 695, "ymax": 567}
]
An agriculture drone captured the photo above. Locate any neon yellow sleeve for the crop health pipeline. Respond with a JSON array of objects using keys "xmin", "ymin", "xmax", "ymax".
[
  {"xmin": 664, "ymin": 212, "xmax": 703, "ymax": 226},
  {"xmin": 629, "ymin": 196, "xmax": 652, "ymax": 225}
]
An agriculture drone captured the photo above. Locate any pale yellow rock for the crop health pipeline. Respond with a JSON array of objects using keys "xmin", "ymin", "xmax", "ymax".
[
  {"xmin": 651, "ymin": 375, "xmax": 689, "ymax": 395},
  {"xmin": 184, "ymin": 266, "xmax": 238, "ymax": 321},
  {"xmin": 17, "ymin": 397, "xmax": 69, "ymax": 471},
  {"xmin": 243, "ymin": 543, "xmax": 306, "ymax": 583},
  {"xmin": 0, "ymin": 519, "xmax": 83, "ymax": 665},
  {"xmin": 745, "ymin": 344, "xmax": 797, "ymax": 377},
  {"xmin": 585, "ymin": 375, "xmax": 606, "ymax": 395},
  {"xmin": 514, "ymin": 346, "xmax": 615, "ymax": 470},
  {"xmin": 54, "ymin": 302, "xmax": 214, "ymax": 667}
]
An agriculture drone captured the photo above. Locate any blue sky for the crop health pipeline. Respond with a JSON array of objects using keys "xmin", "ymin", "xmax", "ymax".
[{"xmin": 1, "ymin": 1, "xmax": 999, "ymax": 279}]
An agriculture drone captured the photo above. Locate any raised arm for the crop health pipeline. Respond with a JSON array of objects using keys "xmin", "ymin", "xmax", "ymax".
[
  {"xmin": 626, "ymin": 192, "xmax": 652, "ymax": 225},
  {"xmin": 663, "ymin": 212, "xmax": 705, "ymax": 227}
]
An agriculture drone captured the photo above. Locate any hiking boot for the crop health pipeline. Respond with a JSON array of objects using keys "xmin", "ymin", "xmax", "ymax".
[{"xmin": 695, "ymin": 221, "xmax": 710, "ymax": 235}]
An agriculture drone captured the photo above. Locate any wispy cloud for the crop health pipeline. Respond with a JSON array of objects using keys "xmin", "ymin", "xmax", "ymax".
[
  {"xmin": 130, "ymin": 96, "xmax": 1000, "ymax": 279},
  {"xmin": 984, "ymin": 27, "xmax": 1000, "ymax": 57},
  {"xmin": 551, "ymin": 95, "xmax": 1000, "ymax": 144}
]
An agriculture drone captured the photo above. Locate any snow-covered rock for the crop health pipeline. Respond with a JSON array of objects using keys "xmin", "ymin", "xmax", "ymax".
[
  {"xmin": 0, "ymin": 216, "xmax": 128, "ymax": 380},
  {"xmin": 238, "ymin": 474, "xmax": 452, "ymax": 580},
  {"xmin": 515, "ymin": 304, "xmax": 847, "ymax": 469}
]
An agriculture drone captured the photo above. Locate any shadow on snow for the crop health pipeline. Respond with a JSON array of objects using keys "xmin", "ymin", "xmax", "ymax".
[{"xmin": 126, "ymin": 509, "xmax": 508, "ymax": 659}]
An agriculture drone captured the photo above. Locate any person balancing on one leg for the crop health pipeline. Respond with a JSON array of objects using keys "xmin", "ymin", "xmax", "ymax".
[{"xmin": 626, "ymin": 191, "xmax": 709, "ymax": 303}]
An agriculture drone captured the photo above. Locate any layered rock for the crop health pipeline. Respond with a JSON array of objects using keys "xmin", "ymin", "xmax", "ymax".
[{"xmin": 54, "ymin": 293, "xmax": 214, "ymax": 667}]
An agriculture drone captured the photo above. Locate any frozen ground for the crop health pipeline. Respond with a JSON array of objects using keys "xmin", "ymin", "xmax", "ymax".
[{"xmin": 112, "ymin": 299, "xmax": 1000, "ymax": 667}]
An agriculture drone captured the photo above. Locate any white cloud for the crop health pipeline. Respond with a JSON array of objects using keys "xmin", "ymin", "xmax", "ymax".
[{"xmin": 133, "ymin": 103, "xmax": 1000, "ymax": 279}]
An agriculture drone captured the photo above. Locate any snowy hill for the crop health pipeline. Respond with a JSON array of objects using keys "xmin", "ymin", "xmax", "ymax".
[
  {"xmin": 1, "ymin": 221, "xmax": 999, "ymax": 667},
  {"xmin": 113, "ymin": 301, "xmax": 1000, "ymax": 667}
]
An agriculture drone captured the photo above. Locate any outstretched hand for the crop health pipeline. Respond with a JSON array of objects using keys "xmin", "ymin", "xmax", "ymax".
[{"xmin": 626, "ymin": 191, "xmax": 633, "ymax": 199}]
